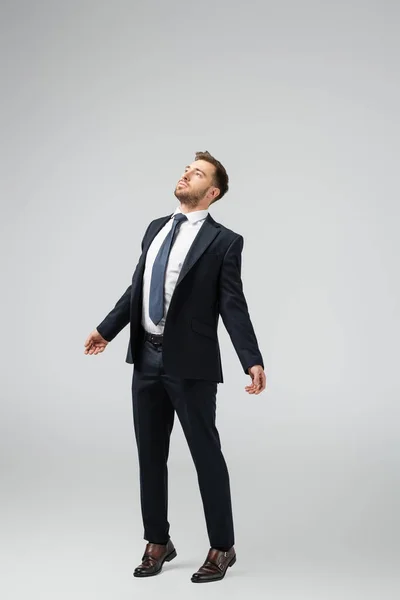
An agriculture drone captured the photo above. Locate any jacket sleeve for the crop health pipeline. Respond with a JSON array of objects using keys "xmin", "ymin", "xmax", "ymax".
[
  {"xmin": 96, "ymin": 285, "xmax": 132, "ymax": 342},
  {"xmin": 96, "ymin": 221, "xmax": 152, "ymax": 342},
  {"xmin": 218, "ymin": 235, "xmax": 264, "ymax": 374}
]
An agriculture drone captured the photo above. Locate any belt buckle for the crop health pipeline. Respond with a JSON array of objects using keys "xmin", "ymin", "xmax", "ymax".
[{"xmin": 148, "ymin": 333, "xmax": 162, "ymax": 346}]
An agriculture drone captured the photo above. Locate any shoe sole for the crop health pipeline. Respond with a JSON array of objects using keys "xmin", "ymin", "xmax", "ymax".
[
  {"xmin": 191, "ymin": 554, "xmax": 236, "ymax": 583},
  {"xmin": 133, "ymin": 548, "xmax": 177, "ymax": 578}
]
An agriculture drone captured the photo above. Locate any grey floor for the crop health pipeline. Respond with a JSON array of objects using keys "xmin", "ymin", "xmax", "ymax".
[
  {"xmin": 2, "ymin": 461, "xmax": 399, "ymax": 600},
  {"xmin": 2, "ymin": 527, "xmax": 398, "ymax": 600}
]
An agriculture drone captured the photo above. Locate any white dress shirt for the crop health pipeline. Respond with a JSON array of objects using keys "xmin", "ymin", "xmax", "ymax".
[{"xmin": 142, "ymin": 206, "xmax": 209, "ymax": 334}]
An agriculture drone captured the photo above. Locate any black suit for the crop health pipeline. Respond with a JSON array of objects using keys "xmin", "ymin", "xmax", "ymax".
[{"xmin": 97, "ymin": 212, "xmax": 264, "ymax": 547}]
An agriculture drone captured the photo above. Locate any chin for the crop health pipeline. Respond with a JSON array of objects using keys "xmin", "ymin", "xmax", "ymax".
[{"xmin": 175, "ymin": 190, "xmax": 187, "ymax": 200}]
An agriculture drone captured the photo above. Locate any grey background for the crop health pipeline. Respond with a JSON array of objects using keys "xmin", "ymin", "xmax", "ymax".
[{"xmin": 1, "ymin": 1, "xmax": 399, "ymax": 598}]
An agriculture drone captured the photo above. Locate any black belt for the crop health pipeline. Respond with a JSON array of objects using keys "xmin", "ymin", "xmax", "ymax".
[{"xmin": 144, "ymin": 331, "xmax": 164, "ymax": 345}]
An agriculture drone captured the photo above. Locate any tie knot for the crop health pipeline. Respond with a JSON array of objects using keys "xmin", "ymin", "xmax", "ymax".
[{"xmin": 174, "ymin": 213, "xmax": 188, "ymax": 223}]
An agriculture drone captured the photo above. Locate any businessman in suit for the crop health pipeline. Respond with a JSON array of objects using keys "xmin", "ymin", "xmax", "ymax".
[{"xmin": 84, "ymin": 151, "xmax": 266, "ymax": 583}]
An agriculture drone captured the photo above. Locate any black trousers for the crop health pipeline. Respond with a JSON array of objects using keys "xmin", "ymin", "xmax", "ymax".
[{"xmin": 131, "ymin": 338, "xmax": 235, "ymax": 549}]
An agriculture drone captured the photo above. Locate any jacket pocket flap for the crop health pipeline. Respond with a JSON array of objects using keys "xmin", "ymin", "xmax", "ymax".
[{"xmin": 191, "ymin": 318, "xmax": 217, "ymax": 339}]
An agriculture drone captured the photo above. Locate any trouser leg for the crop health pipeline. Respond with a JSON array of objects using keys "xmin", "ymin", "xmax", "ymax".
[
  {"xmin": 132, "ymin": 340, "xmax": 174, "ymax": 543},
  {"xmin": 162, "ymin": 375, "xmax": 235, "ymax": 549}
]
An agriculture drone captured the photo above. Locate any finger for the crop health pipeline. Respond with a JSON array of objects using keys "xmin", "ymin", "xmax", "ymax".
[
  {"xmin": 84, "ymin": 337, "xmax": 91, "ymax": 347},
  {"xmin": 254, "ymin": 372, "xmax": 264, "ymax": 390},
  {"xmin": 261, "ymin": 372, "xmax": 267, "ymax": 390},
  {"xmin": 255, "ymin": 379, "xmax": 265, "ymax": 394}
]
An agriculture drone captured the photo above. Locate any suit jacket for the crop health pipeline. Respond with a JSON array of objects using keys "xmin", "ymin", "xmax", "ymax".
[{"xmin": 96, "ymin": 212, "xmax": 264, "ymax": 382}]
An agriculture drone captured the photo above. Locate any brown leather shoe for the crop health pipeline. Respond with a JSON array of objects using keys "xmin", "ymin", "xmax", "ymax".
[
  {"xmin": 133, "ymin": 539, "xmax": 177, "ymax": 577},
  {"xmin": 191, "ymin": 547, "xmax": 236, "ymax": 583}
]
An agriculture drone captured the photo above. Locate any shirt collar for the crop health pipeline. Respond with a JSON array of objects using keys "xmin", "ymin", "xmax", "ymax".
[{"xmin": 173, "ymin": 206, "xmax": 209, "ymax": 224}]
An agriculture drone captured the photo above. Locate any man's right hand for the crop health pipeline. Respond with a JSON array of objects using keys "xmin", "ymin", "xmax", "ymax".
[{"xmin": 84, "ymin": 329, "xmax": 109, "ymax": 355}]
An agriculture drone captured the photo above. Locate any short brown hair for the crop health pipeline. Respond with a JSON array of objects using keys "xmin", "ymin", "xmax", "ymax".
[{"xmin": 195, "ymin": 150, "xmax": 229, "ymax": 202}]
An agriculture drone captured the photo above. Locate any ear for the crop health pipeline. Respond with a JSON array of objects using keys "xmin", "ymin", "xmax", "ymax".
[{"xmin": 212, "ymin": 187, "xmax": 220, "ymax": 201}]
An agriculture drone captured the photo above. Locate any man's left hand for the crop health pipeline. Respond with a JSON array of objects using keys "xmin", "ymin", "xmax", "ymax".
[{"xmin": 245, "ymin": 365, "xmax": 267, "ymax": 395}]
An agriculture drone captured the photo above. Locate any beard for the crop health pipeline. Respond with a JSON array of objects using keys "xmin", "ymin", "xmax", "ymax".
[{"xmin": 174, "ymin": 185, "xmax": 209, "ymax": 208}]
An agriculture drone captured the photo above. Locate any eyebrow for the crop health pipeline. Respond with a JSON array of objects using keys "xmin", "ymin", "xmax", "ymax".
[{"xmin": 185, "ymin": 165, "xmax": 206, "ymax": 176}]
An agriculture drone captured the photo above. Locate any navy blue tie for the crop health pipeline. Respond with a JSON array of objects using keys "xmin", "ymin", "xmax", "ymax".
[{"xmin": 149, "ymin": 213, "xmax": 188, "ymax": 325}]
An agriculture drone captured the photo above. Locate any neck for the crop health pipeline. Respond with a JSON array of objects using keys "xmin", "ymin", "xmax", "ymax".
[{"xmin": 179, "ymin": 203, "xmax": 208, "ymax": 214}]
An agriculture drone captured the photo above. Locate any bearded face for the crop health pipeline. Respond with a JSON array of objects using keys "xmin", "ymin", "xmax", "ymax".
[
  {"xmin": 174, "ymin": 180, "xmax": 211, "ymax": 208},
  {"xmin": 174, "ymin": 160, "xmax": 219, "ymax": 208}
]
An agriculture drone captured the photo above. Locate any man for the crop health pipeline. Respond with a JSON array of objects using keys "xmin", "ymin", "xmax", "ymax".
[{"xmin": 84, "ymin": 151, "xmax": 266, "ymax": 583}]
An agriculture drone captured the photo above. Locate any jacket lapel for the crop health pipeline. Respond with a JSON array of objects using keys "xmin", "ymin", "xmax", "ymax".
[
  {"xmin": 175, "ymin": 213, "xmax": 221, "ymax": 287},
  {"xmin": 131, "ymin": 215, "xmax": 172, "ymax": 294},
  {"xmin": 141, "ymin": 215, "xmax": 172, "ymax": 256}
]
